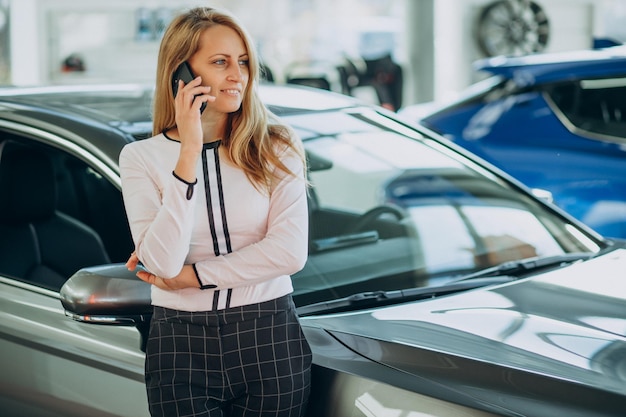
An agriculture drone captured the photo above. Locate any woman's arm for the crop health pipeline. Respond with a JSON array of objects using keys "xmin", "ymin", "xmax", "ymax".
[
  {"xmin": 120, "ymin": 142, "xmax": 198, "ymax": 279},
  {"xmin": 123, "ymin": 141, "xmax": 308, "ymax": 290},
  {"xmin": 126, "ymin": 252, "xmax": 199, "ymax": 290},
  {"xmin": 192, "ymin": 147, "xmax": 309, "ymax": 289}
]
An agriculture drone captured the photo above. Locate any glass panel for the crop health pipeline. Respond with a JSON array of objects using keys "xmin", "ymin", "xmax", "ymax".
[
  {"xmin": 547, "ymin": 78, "xmax": 626, "ymax": 139},
  {"xmin": 287, "ymin": 110, "xmax": 601, "ymax": 306}
]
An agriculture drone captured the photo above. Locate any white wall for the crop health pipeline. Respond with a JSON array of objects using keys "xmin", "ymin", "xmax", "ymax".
[
  {"xmin": 7, "ymin": 0, "xmax": 623, "ymax": 108},
  {"xmin": 8, "ymin": 0, "xmax": 406, "ymax": 87},
  {"xmin": 424, "ymin": 0, "xmax": 601, "ymax": 105},
  {"xmin": 9, "ymin": 0, "xmax": 39, "ymax": 85},
  {"xmin": 10, "ymin": 0, "xmax": 204, "ymax": 85}
]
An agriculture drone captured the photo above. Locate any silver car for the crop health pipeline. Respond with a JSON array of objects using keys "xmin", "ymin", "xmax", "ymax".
[{"xmin": 1, "ymin": 84, "xmax": 625, "ymax": 417}]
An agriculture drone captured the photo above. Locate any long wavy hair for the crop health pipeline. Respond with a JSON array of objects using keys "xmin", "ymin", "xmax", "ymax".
[{"xmin": 152, "ymin": 7, "xmax": 305, "ymax": 190}]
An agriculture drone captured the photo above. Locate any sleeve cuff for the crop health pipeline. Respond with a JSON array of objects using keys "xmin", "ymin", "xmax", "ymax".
[
  {"xmin": 172, "ymin": 171, "xmax": 198, "ymax": 200},
  {"xmin": 193, "ymin": 264, "xmax": 217, "ymax": 290}
]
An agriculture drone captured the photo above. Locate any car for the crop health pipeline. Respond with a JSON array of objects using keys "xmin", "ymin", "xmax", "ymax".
[
  {"xmin": 1, "ymin": 83, "xmax": 626, "ymax": 417},
  {"xmin": 400, "ymin": 45, "xmax": 626, "ymax": 239}
]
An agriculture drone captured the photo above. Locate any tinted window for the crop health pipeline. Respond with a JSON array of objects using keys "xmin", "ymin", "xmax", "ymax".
[
  {"xmin": 0, "ymin": 136, "xmax": 133, "ymax": 290},
  {"xmin": 547, "ymin": 77, "xmax": 626, "ymax": 139}
]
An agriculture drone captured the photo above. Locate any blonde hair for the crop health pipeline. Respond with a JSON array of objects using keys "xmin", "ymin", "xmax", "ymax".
[{"xmin": 152, "ymin": 7, "xmax": 305, "ymax": 190}]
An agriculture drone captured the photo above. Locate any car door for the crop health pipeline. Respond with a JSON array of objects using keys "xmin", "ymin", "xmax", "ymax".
[
  {"xmin": 0, "ymin": 278, "xmax": 148, "ymax": 417},
  {"xmin": 0, "ymin": 125, "xmax": 149, "ymax": 417}
]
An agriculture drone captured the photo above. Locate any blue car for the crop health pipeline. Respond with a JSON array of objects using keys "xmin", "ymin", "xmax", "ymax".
[{"xmin": 406, "ymin": 46, "xmax": 626, "ymax": 239}]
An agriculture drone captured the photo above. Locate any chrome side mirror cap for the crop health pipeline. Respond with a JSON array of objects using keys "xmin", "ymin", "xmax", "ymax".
[{"xmin": 60, "ymin": 263, "xmax": 152, "ymax": 326}]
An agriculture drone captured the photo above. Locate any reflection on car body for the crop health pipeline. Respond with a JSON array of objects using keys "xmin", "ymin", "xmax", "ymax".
[{"xmin": 0, "ymin": 83, "xmax": 625, "ymax": 417}]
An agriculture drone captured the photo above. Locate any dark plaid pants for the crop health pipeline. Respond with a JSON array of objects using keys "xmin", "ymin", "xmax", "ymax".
[{"xmin": 145, "ymin": 295, "xmax": 312, "ymax": 417}]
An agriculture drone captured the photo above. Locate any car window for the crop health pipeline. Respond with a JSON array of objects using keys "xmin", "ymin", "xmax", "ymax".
[
  {"xmin": 546, "ymin": 77, "xmax": 626, "ymax": 140},
  {"xmin": 0, "ymin": 137, "xmax": 133, "ymax": 290},
  {"xmin": 286, "ymin": 110, "xmax": 601, "ymax": 306},
  {"xmin": 0, "ymin": 108, "xmax": 602, "ymax": 303}
]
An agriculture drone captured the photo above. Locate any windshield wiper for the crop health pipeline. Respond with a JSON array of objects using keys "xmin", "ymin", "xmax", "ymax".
[
  {"xmin": 455, "ymin": 252, "xmax": 594, "ymax": 282},
  {"xmin": 296, "ymin": 253, "xmax": 596, "ymax": 317},
  {"xmin": 296, "ymin": 276, "xmax": 514, "ymax": 317}
]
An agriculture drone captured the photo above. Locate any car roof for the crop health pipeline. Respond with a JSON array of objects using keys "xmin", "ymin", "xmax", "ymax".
[
  {"xmin": 0, "ymin": 82, "xmax": 358, "ymax": 125},
  {"xmin": 0, "ymin": 83, "xmax": 154, "ymax": 134},
  {"xmin": 0, "ymin": 83, "xmax": 364, "ymax": 168},
  {"xmin": 260, "ymin": 83, "xmax": 360, "ymax": 113},
  {"xmin": 474, "ymin": 45, "xmax": 626, "ymax": 86}
]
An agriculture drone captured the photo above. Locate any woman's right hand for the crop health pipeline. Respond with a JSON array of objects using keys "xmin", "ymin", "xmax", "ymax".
[
  {"xmin": 174, "ymin": 77, "xmax": 214, "ymax": 154},
  {"xmin": 173, "ymin": 77, "xmax": 215, "ymax": 182}
]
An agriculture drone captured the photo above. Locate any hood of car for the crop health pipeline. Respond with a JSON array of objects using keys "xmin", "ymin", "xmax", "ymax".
[
  {"xmin": 475, "ymin": 45, "xmax": 626, "ymax": 87},
  {"xmin": 306, "ymin": 248, "xmax": 626, "ymax": 396}
]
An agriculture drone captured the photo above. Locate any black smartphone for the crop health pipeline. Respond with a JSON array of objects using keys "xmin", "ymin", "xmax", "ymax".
[{"xmin": 172, "ymin": 61, "xmax": 207, "ymax": 114}]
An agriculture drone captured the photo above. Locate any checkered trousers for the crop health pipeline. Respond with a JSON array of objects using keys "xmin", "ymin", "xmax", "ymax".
[{"xmin": 144, "ymin": 295, "xmax": 312, "ymax": 417}]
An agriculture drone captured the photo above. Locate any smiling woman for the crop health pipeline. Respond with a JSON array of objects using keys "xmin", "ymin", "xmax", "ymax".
[{"xmin": 119, "ymin": 7, "xmax": 312, "ymax": 417}]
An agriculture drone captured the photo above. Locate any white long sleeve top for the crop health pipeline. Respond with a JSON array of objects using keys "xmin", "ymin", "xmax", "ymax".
[{"xmin": 119, "ymin": 133, "xmax": 308, "ymax": 312}]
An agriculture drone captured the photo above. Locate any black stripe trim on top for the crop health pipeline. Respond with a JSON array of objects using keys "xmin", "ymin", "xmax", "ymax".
[
  {"xmin": 203, "ymin": 141, "xmax": 232, "ymax": 255},
  {"xmin": 215, "ymin": 160, "xmax": 232, "ymax": 254},
  {"xmin": 212, "ymin": 290, "xmax": 220, "ymax": 310},
  {"xmin": 226, "ymin": 288, "xmax": 233, "ymax": 309}
]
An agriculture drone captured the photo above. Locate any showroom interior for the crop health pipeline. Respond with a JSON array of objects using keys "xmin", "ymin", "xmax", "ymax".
[
  {"xmin": 1, "ymin": 2, "xmax": 626, "ymax": 416},
  {"xmin": 2, "ymin": 0, "xmax": 625, "ymax": 109}
]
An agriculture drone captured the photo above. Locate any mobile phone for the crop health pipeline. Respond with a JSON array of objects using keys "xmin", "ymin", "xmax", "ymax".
[{"xmin": 172, "ymin": 61, "xmax": 207, "ymax": 114}]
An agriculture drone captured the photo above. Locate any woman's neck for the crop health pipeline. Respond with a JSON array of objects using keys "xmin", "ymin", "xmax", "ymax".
[{"xmin": 200, "ymin": 114, "xmax": 227, "ymax": 143}]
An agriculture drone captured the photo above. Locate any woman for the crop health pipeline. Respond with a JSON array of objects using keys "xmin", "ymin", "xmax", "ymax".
[{"xmin": 120, "ymin": 7, "xmax": 311, "ymax": 417}]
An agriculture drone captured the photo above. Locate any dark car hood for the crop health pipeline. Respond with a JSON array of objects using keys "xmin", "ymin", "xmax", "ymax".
[{"xmin": 305, "ymin": 248, "xmax": 626, "ymax": 396}]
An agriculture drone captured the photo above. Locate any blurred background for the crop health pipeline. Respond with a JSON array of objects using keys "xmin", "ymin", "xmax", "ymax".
[{"xmin": 2, "ymin": 0, "xmax": 626, "ymax": 110}]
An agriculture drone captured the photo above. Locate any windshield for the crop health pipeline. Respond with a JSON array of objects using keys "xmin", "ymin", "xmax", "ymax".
[{"xmin": 284, "ymin": 109, "xmax": 603, "ymax": 307}]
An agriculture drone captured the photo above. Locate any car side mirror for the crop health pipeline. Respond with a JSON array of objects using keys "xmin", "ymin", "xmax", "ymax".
[{"xmin": 60, "ymin": 263, "xmax": 152, "ymax": 351}]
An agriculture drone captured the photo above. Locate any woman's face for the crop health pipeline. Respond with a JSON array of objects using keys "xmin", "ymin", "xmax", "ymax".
[{"xmin": 187, "ymin": 24, "xmax": 250, "ymax": 115}]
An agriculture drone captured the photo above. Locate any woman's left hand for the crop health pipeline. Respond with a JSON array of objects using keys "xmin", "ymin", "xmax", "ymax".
[
  {"xmin": 126, "ymin": 252, "xmax": 200, "ymax": 290},
  {"xmin": 125, "ymin": 251, "xmax": 140, "ymax": 271}
]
